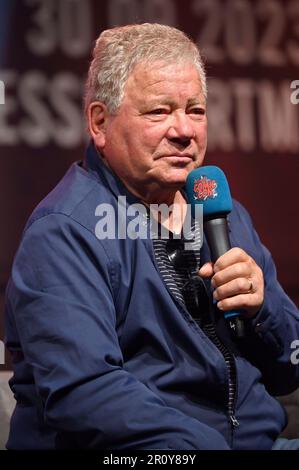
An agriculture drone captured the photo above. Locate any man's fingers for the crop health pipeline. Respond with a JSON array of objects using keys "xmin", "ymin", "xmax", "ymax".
[
  {"xmin": 198, "ymin": 262, "xmax": 214, "ymax": 278},
  {"xmin": 198, "ymin": 249, "xmax": 264, "ymax": 318},
  {"xmin": 217, "ymin": 293, "xmax": 261, "ymax": 314},
  {"xmin": 211, "ymin": 262, "xmax": 251, "ymax": 288},
  {"xmin": 213, "ymin": 247, "xmax": 249, "ymax": 272},
  {"xmin": 213, "ymin": 277, "xmax": 253, "ymax": 301}
]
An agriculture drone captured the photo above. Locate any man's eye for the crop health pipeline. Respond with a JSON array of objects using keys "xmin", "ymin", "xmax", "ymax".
[
  {"xmin": 149, "ymin": 108, "xmax": 167, "ymax": 115},
  {"xmin": 189, "ymin": 107, "xmax": 205, "ymax": 115}
]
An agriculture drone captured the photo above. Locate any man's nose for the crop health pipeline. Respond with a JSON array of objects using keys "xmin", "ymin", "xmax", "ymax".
[{"xmin": 166, "ymin": 111, "xmax": 195, "ymax": 143}]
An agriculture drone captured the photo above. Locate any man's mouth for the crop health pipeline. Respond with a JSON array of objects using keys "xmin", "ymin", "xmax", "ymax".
[{"xmin": 162, "ymin": 154, "xmax": 194, "ymax": 164}]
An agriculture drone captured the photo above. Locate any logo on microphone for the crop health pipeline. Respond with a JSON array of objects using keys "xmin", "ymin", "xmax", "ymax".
[{"xmin": 193, "ymin": 176, "xmax": 218, "ymax": 201}]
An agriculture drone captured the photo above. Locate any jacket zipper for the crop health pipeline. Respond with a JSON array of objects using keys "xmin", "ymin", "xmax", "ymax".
[
  {"xmin": 149, "ymin": 237, "xmax": 240, "ymax": 446},
  {"xmin": 203, "ymin": 323, "xmax": 240, "ymax": 447},
  {"xmin": 172, "ymin": 290, "xmax": 240, "ymax": 447},
  {"xmin": 227, "ymin": 355, "xmax": 239, "ymax": 447},
  {"xmin": 230, "ymin": 415, "xmax": 239, "ymax": 427}
]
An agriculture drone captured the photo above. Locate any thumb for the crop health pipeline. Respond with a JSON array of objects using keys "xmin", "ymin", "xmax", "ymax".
[{"xmin": 198, "ymin": 262, "xmax": 214, "ymax": 278}]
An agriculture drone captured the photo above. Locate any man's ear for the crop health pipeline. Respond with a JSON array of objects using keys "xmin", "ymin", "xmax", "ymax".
[{"xmin": 87, "ymin": 101, "xmax": 109, "ymax": 149}]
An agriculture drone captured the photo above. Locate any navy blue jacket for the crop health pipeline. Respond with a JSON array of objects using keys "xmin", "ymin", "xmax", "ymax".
[{"xmin": 5, "ymin": 142, "xmax": 299, "ymax": 450}]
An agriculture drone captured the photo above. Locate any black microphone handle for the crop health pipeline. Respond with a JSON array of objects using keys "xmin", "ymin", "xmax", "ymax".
[
  {"xmin": 204, "ymin": 216, "xmax": 245, "ymax": 338},
  {"xmin": 204, "ymin": 217, "xmax": 231, "ymax": 260}
]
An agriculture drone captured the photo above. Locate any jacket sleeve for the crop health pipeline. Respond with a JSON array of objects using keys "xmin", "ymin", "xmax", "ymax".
[
  {"xmin": 8, "ymin": 213, "xmax": 230, "ymax": 450},
  {"xmin": 230, "ymin": 201, "xmax": 299, "ymax": 396}
]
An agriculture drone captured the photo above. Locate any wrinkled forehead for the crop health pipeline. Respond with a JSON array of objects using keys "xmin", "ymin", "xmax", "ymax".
[{"xmin": 123, "ymin": 60, "xmax": 204, "ymax": 101}]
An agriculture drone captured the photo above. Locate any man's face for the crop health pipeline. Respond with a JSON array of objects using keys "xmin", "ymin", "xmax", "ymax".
[{"xmin": 94, "ymin": 62, "xmax": 207, "ymax": 199}]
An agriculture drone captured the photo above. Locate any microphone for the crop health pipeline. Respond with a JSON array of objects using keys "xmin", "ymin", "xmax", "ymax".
[{"xmin": 185, "ymin": 165, "xmax": 245, "ymax": 338}]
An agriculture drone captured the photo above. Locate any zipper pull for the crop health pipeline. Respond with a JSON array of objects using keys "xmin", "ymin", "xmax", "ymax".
[{"xmin": 230, "ymin": 415, "xmax": 239, "ymax": 427}]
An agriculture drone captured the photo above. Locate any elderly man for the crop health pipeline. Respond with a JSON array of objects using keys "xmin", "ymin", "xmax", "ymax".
[{"xmin": 5, "ymin": 24, "xmax": 299, "ymax": 450}]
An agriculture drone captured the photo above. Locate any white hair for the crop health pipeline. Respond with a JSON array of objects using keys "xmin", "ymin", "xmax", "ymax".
[{"xmin": 84, "ymin": 23, "xmax": 207, "ymax": 116}]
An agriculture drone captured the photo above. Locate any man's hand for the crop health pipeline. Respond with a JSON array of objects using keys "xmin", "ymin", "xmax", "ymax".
[{"xmin": 198, "ymin": 247, "xmax": 264, "ymax": 319}]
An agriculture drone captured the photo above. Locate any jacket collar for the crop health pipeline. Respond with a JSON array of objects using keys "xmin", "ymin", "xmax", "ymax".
[{"xmin": 84, "ymin": 139, "xmax": 141, "ymax": 206}]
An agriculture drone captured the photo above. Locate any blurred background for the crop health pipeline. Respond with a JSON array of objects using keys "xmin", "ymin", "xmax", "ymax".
[{"xmin": 0, "ymin": 0, "xmax": 299, "ymax": 371}]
